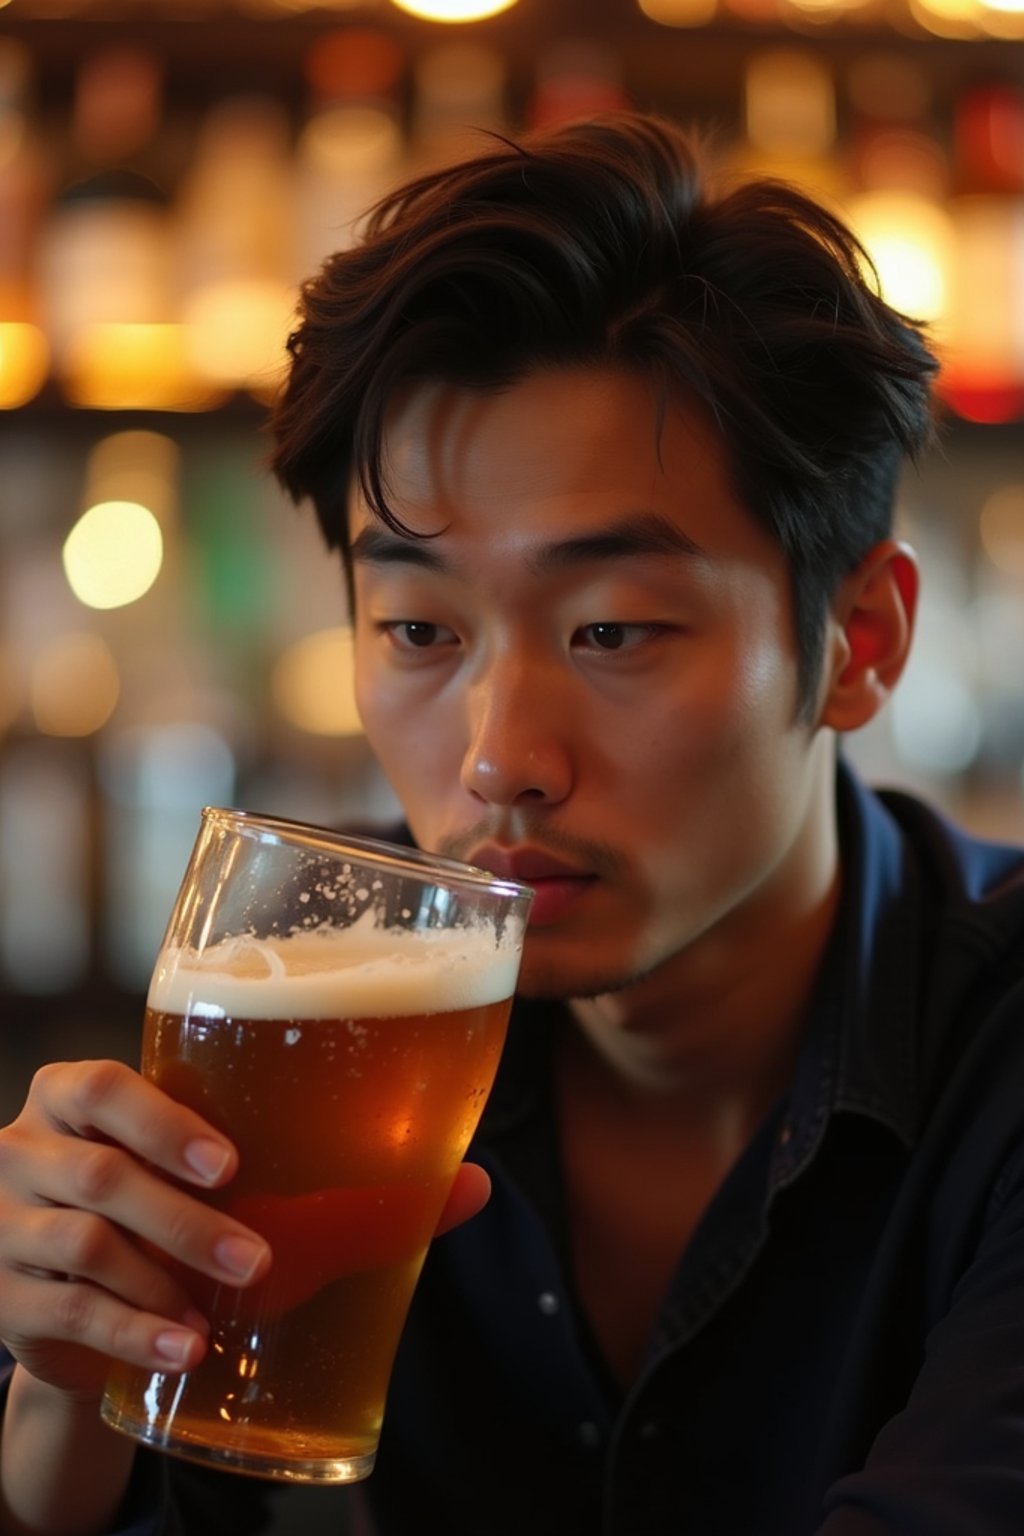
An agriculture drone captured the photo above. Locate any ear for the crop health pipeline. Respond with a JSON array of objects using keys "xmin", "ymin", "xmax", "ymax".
[{"xmin": 818, "ymin": 540, "xmax": 919, "ymax": 733}]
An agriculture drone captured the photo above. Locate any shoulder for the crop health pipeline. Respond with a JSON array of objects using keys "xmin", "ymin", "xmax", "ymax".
[
  {"xmin": 875, "ymin": 783, "xmax": 1024, "ymax": 910},
  {"xmin": 839, "ymin": 765, "xmax": 1024, "ymax": 1122},
  {"xmin": 842, "ymin": 763, "xmax": 1024, "ymax": 960}
]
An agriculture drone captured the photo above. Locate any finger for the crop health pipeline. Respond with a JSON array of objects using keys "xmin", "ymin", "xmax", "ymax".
[
  {"xmin": 4, "ymin": 1205, "xmax": 197, "ymax": 1324},
  {"xmin": 27, "ymin": 1060, "xmax": 239, "ymax": 1191},
  {"xmin": 22, "ymin": 1062, "xmax": 271, "ymax": 1287},
  {"xmin": 29, "ymin": 1139, "xmax": 271, "ymax": 1290},
  {"xmin": 1, "ymin": 1272, "xmax": 209, "ymax": 1375},
  {"xmin": 435, "ymin": 1162, "xmax": 491, "ymax": 1237}
]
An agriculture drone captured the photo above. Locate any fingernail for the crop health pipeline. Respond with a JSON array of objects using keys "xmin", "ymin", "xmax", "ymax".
[
  {"xmin": 214, "ymin": 1235, "xmax": 267, "ymax": 1282},
  {"xmin": 154, "ymin": 1329, "xmax": 196, "ymax": 1366},
  {"xmin": 184, "ymin": 1139, "xmax": 231, "ymax": 1184}
]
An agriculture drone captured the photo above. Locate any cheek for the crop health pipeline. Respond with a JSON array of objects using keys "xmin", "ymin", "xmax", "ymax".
[
  {"xmin": 352, "ymin": 656, "xmax": 406, "ymax": 778},
  {"xmin": 606, "ymin": 637, "xmax": 803, "ymax": 852},
  {"xmin": 353, "ymin": 656, "xmax": 460, "ymax": 821},
  {"xmin": 642, "ymin": 642, "xmax": 796, "ymax": 769},
  {"xmin": 703, "ymin": 608, "xmax": 803, "ymax": 762}
]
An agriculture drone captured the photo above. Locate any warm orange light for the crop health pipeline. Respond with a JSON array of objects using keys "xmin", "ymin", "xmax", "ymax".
[
  {"xmin": 943, "ymin": 196, "xmax": 1024, "ymax": 418},
  {"xmin": 38, "ymin": 199, "xmax": 172, "ymax": 367},
  {"xmin": 908, "ymin": 0, "xmax": 983, "ymax": 35},
  {"xmin": 637, "ymin": 0, "xmax": 716, "ymax": 25},
  {"xmin": 61, "ymin": 323, "xmax": 219, "ymax": 411},
  {"xmin": 182, "ymin": 279, "xmax": 295, "ymax": 390},
  {"xmin": 390, "ymin": 0, "xmax": 517, "ymax": 17},
  {"xmin": 299, "ymin": 104, "xmax": 403, "ymax": 180},
  {"xmin": 846, "ymin": 191, "xmax": 954, "ymax": 326},
  {"xmin": 977, "ymin": 5, "xmax": 1024, "ymax": 33},
  {"xmin": 745, "ymin": 50, "xmax": 836, "ymax": 158},
  {"xmin": 0, "ymin": 322, "xmax": 49, "ymax": 408},
  {"xmin": 270, "ymin": 628, "xmax": 363, "ymax": 737}
]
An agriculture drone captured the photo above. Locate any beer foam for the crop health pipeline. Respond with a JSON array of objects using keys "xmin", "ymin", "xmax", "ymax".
[{"xmin": 148, "ymin": 916, "xmax": 521, "ymax": 1020}]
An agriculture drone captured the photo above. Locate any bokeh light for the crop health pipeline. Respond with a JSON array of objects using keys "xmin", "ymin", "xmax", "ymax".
[
  {"xmin": 31, "ymin": 631, "xmax": 120, "ymax": 737},
  {"xmin": 389, "ymin": 0, "xmax": 518, "ymax": 18},
  {"xmin": 61, "ymin": 322, "xmax": 215, "ymax": 410},
  {"xmin": 83, "ymin": 430, "xmax": 181, "ymax": 524},
  {"xmin": 62, "ymin": 500, "xmax": 164, "ymax": 610},
  {"xmin": 637, "ymin": 0, "xmax": 717, "ymax": 25},
  {"xmin": 0, "ymin": 323, "xmax": 49, "ymax": 409},
  {"xmin": 847, "ymin": 191, "xmax": 953, "ymax": 324},
  {"xmin": 182, "ymin": 278, "xmax": 295, "ymax": 390},
  {"xmin": 979, "ymin": 485, "xmax": 1024, "ymax": 578},
  {"xmin": 270, "ymin": 627, "xmax": 363, "ymax": 737},
  {"xmin": 892, "ymin": 663, "xmax": 982, "ymax": 775}
]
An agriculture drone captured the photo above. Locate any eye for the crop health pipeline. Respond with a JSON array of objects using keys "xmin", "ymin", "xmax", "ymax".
[
  {"xmin": 574, "ymin": 623, "xmax": 661, "ymax": 652},
  {"xmin": 380, "ymin": 621, "xmax": 458, "ymax": 651}
]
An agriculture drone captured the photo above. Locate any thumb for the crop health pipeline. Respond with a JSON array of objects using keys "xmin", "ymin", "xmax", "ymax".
[{"xmin": 435, "ymin": 1162, "xmax": 491, "ymax": 1237}]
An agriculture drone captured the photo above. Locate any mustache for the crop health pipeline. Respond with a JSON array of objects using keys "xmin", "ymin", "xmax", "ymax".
[{"xmin": 437, "ymin": 820, "xmax": 629, "ymax": 882}]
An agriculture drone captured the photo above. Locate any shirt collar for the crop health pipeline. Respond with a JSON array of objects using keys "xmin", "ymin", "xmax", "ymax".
[
  {"xmin": 831, "ymin": 760, "xmax": 923, "ymax": 1144},
  {"xmin": 767, "ymin": 759, "xmax": 923, "ymax": 1199}
]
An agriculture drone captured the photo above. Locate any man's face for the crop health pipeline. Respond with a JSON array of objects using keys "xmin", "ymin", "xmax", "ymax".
[{"xmin": 350, "ymin": 367, "xmax": 836, "ymax": 1001}]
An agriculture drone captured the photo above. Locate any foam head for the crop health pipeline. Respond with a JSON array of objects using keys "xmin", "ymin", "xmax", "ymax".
[{"xmin": 148, "ymin": 915, "xmax": 522, "ymax": 1020}]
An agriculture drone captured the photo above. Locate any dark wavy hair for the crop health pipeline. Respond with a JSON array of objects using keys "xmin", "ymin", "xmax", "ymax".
[{"xmin": 269, "ymin": 110, "xmax": 939, "ymax": 715}]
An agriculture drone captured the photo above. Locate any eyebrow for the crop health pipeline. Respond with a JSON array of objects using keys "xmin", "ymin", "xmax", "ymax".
[
  {"xmin": 350, "ymin": 524, "xmax": 449, "ymax": 572},
  {"xmin": 349, "ymin": 510, "xmax": 708, "ymax": 576}
]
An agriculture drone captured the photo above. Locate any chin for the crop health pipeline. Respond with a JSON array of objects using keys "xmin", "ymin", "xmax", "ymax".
[{"xmin": 515, "ymin": 950, "xmax": 649, "ymax": 1003}]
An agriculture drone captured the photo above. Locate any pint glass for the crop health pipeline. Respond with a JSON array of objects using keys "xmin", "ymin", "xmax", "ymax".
[{"xmin": 100, "ymin": 808, "xmax": 532, "ymax": 1483}]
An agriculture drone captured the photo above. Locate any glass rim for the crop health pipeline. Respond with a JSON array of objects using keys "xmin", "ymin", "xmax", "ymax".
[{"xmin": 199, "ymin": 806, "xmax": 534, "ymax": 903}]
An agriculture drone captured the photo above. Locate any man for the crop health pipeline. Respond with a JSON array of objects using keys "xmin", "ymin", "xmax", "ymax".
[{"xmin": 2, "ymin": 111, "xmax": 1024, "ymax": 1536}]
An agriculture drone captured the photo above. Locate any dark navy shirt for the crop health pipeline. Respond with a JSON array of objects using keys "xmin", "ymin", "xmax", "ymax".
[{"xmin": 6, "ymin": 763, "xmax": 1024, "ymax": 1534}]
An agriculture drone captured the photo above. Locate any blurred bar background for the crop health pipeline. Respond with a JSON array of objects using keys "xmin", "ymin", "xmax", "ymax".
[{"xmin": 1, "ymin": 0, "xmax": 1023, "ymax": 1115}]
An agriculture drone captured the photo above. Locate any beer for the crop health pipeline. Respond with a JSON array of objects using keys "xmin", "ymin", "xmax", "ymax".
[{"xmin": 102, "ymin": 921, "xmax": 519, "ymax": 1482}]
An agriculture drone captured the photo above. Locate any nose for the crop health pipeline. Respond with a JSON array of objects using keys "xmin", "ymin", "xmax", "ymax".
[{"xmin": 460, "ymin": 649, "xmax": 573, "ymax": 808}]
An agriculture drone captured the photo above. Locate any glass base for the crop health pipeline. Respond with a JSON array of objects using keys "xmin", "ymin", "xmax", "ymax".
[{"xmin": 100, "ymin": 1398, "xmax": 377, "ymax": 1484}]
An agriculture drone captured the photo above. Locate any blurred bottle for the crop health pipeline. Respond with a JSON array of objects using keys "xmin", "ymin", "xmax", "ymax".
[
  {"xmin": 943, "ymin": 80, "xmax": 1024, "ymax": 423},
  {"xmin": 726, "ymin": 47, "xmax": 848, "ymax": 208},
  {"xmin": 408, "ymin": 39, "xmax": 509, "ymax": 172},
  {"xmin": 176, "ymin": 93, "xmax": 295, "ymax": 400},
  {"xmin": 34, "ymin": 43, "xmax": 203, "ymax": 410},
  {"xmin": 846, "ymin": 51, "xmax": 947, "ymax": 201},
  {"xmin": 0, "ymin": 39, "xmax": 52, "ymax": 408},
  {"xmin": 293, "ymin": 27, "xmax": 407, "ymax": 281},
  {"xmin": 843, "ymin": 52, "xmax": 954, "ymax": 351},
  {"xmin": 526, "ymin": 39, "xmax": 629, "ymax": 131}
]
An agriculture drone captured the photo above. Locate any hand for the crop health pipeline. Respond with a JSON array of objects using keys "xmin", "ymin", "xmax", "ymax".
[
  {"xmin": 0, "ymin": 1060, "xmax": 271, "ymax": 1403},
  {"xmin": 0, "ymin": 1061, "xmax": 492, "ymax": 1409},
  {"xmin": 436, "ymin": 1162, "xmax": 491, "ymax": 1235}
]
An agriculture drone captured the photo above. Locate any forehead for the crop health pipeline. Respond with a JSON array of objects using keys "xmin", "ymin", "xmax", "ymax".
[{"xmin": 349, "ymin": 366, "xmax": 776, "ymax": 570}]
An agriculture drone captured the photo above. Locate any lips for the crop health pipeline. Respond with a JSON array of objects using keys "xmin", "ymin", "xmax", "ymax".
[
  {"xmin": 467, "ymin": 845, "xmax": 596, "ymax": 926},
  {"xmin": 467, "ymin": 845, "xmax": 589, "ymax": 884}
]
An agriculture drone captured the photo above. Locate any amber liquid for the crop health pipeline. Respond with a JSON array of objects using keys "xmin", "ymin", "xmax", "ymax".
[{"xmin": 102, "ymin": 998, "xmax": 510, "ymax": 1480}]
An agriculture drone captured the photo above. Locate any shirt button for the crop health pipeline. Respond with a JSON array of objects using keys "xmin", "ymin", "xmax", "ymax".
[
  {"xmin": 537, "ymin": 1291, "xmax": 560, "ymax": 1315},
  {"xmin": 577, "ymin": 1421, "xmax": 602, "ymax": 1449},
  {"xmin": 778, "ymin": 1121, "xmax": 793, "ymax": 1147}
]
